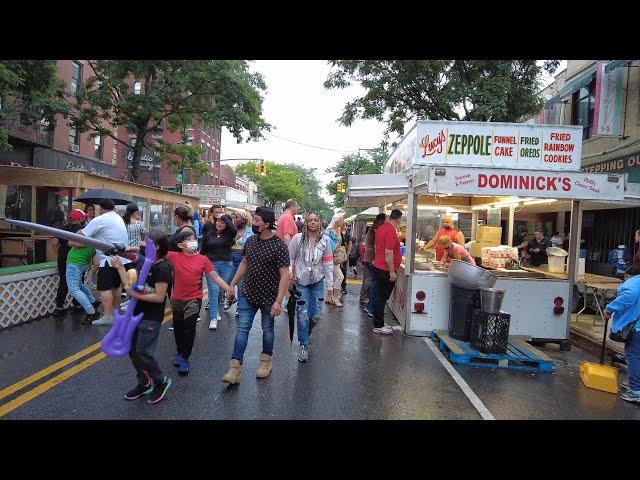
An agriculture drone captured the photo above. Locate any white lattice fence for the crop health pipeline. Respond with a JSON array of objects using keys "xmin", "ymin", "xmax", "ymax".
[{"xmin": 0, "ymin": 268, "xmax": 78, "ymax": 329}]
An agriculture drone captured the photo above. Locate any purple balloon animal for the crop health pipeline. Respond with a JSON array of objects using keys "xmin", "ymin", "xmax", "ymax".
[{"xmin": 101, "ymin": 238, "xmax": 157, "ymax": 357}]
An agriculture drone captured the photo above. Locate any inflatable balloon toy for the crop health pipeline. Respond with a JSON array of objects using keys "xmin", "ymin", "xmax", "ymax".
[{"xmin": 101, "ymin": 237, "xmax": 157, "ymax": 357}]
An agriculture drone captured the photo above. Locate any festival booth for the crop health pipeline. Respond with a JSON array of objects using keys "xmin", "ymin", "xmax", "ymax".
[{"xmin": 346, "ymin": 120, "xmax": 637, "ymax": 345}]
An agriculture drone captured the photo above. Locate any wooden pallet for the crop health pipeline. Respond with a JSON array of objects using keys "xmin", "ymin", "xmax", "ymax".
[{"xmin": 431, "ymin": 330, "xmax": 555, "ymax": 373}]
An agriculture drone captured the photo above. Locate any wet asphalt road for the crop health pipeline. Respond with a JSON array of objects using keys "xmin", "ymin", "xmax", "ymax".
[{"xmin": 1, "ymin": 283, "xmax": 640, "ymax": 420}]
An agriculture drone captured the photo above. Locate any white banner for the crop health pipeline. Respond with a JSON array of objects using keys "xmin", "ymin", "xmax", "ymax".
[
  {"xmin": 428, "ymin": 166, "xmax": 624, "ymax": 201},
  {"xmin": 594, "ymin": 61, "xmax": 624, "ymax": 137},
  {"xmin": 417, "ymin": 120, "xmax": 583, "ymax": 171}
]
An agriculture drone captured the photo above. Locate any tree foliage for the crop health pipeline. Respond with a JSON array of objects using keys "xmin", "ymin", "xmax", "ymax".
[
  {"xmin": 0, "ymin": 60, "xmax": 68, "ymax": 151},
  {"xmin": 326, "ymin": 149, "xmax": 388, "ymax": 210},
  {"xmin": 69, "ymin": 60, "xmax": 270, "ymax": 182},
  {"xmin": 324, "ymin": 60, "xmax": 560, "ymax": 138}
]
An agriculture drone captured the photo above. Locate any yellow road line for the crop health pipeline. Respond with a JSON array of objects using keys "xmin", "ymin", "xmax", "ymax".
[
  {"xmin": 346, "ymin": 279, "xmax": 363, "ymax": 285},
  {"xmin": 0, "ymin": 307, "xmax": 172, "ymax": 404},
  {"xmin": 0, "ymin": 311, "xmax": 173, "ymax": 419}
]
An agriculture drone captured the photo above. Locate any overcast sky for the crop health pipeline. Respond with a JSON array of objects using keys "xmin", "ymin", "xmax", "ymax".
[{"xmin": 221, "ymin": 60, "xmax": 567, "ymax": 203}]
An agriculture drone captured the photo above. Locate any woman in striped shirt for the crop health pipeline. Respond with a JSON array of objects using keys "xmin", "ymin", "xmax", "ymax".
[{"xmin": 123, "ymin": 203, "xmax": 146, "ymax": 255}]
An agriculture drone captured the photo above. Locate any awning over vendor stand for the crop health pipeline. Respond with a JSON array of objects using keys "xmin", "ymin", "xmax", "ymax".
[
  {"xmin": 605, "ymin": 60, "xmax": 632, "ymax": 73},
  {"xmin": 345, "ymin": 173, "xmax": 409, "ymax": 208},
  {"xmin": 545, "ymin": 65, "xmax": 597, "ymax": 107}
]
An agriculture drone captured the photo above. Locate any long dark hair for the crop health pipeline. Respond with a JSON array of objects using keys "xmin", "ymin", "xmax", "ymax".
[
  {"xmin": 123, "ymin": 203, "xmax": 139, "ymax": 225},
  {"xmin": 174, "ymin": 206, "xmax": 192, "ymax": 223}
]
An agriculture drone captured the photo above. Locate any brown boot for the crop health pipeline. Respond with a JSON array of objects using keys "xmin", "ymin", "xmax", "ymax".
[
  {"xmin": 256, "ymin": 353, "xmax": 272, "ymax": 379},
  {"xmin": 222, "ymin": 359, "xmax": 242, "ymax": 384}
]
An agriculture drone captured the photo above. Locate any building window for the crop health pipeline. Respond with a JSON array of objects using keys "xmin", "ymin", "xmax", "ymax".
[
  {"xmin": 134, "ymin": 82, "xmax": 142, "ymax": 95},
  {"xmin": 71, "ymin": 61, "xmax": 83, "ymax": 94},
  {"xmin": 571, "ymin": 77, "xmax": 596, "ymax": 139},
  {"xmin": 94, "ymin": 134, "xmax": 103, "ymax": 160},
  {"xmin": 69, "ymin": 125, "xmax": 79, "ymax": 148}
]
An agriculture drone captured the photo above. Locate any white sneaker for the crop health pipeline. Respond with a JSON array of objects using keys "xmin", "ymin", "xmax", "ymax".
[
  {"xmin": 386, "ymin": 324, "xmax": 402, "ymax": 331},
  {"xmin": 217, "ymin": 314, "xmax": 221, "ymax": 321},
  {"xmin": 196, "ymin": 317, "xmax": 201, "ymax": 322},
  {"xmin": 92, "ymin": 316, "xmax": 113, "ymax": 326},
  {"xmin": 373, "ymin": 325, "xmax": 394, "ymax": 335},
  {"xmin": 209, "ymin": 319, "xmax": 218, "ymax": 330},
  {"xmin": 119, "ymin": 300, "xmax": 130, "ymax": 310}
]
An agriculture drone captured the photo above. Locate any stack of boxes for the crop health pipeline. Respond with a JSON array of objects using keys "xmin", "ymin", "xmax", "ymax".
[
  {"xmin": 481, "ymin": 246, "xmax": 519, "ymax": 269},
  {"xmin": 470, "ymin": 226, "xmax": 502, "ymax": 258}
]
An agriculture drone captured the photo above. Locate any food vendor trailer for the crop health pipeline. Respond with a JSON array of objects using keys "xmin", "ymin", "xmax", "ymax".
[{"xmin": 345, "ymin": 120, "xmax": 632, "ymax": 344}]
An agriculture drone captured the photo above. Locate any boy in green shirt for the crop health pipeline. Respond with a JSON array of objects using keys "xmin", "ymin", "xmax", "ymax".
[{"xmin": 66, "ymin": 209, "xmax": 101, "ymax": 324}]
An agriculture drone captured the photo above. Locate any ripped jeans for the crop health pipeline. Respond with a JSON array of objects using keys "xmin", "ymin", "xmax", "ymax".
[{"xmin": 296, "ymin": 280, "xmax": 325, "ymax": 347}]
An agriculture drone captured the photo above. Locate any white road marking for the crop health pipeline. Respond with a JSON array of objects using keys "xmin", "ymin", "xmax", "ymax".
[{"xmin": 424, "ymin": 338, "xmax": 495, "ymax": 420}]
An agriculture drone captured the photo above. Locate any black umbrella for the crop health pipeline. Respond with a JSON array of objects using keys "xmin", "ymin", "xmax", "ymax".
[
  {"xmin": 287, "ymin": 285, "xmax": 301, "ymax": 344},
  {"xmin": 75, "ymin": 189, "xmax": 132, "ymax": 206}
]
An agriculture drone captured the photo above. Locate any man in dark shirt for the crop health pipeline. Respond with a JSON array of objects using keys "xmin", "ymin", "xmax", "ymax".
[
  {"xmin": 513, "ymin": 228, "xmax": 528, "ymax": 259},
  {"xmin": 222, "ymin": 207, "xmax": 290, "ymax": 384},
  {"xmin": 527, "ymin": 228, "xmax": 548, "ymax": 267},
  {"xmin": 52, "ymin": 210, "xmax": 84, "ymax": 317}
]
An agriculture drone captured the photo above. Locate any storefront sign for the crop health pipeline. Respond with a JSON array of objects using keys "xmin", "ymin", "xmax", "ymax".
[
  {"xmin": 582, "ymin": 150, "xmax": 640, "ymax": 183},
  {"xmin": 417, "ymin": 121, "xmax": 583, "ymax": 171},
  {"xmin": 593, "ymin": 61, "xmax": 624, "ymax": 137},
  {"xmin": 428, "ymin": 166, "xmax": 624, "ymax": 201},
  {"xmin": 126, "ymin": 150, "xmax": 160, "ymax": 171}
]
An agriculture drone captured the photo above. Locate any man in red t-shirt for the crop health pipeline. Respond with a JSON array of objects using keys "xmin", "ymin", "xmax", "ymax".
[
  {"xmin": 276, "ymin": 199, "xmax": 299, "ymax": 246},
  {"xmin": 371, "ymin": 209, "xmax": 403, "ymax": 334},
  {"xmin": 166, "ymin": 230, "xmax": 230, "ymax": 376}
]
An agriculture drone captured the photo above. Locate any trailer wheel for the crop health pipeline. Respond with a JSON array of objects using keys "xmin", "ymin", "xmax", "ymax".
[{"xmin": 559, "ymin": 340, "xmax": 571, "ymax": 352}]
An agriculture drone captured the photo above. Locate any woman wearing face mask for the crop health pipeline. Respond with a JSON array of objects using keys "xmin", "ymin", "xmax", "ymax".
[
  {"xmin": 201, "ymin": 213, "xmax": 237, "ymax": 330},
  {"xmin": 289, "ymin": 212, "xmax": 333, "ymax": 363},
  {"xmin": 229, "ymin": 210, "xmax": 254, "ymax": 317}
]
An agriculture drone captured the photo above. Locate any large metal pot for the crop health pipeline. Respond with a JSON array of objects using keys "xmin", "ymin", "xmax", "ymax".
[{"xmin": 447, "ymin": 259, "xmax": 497, "ymax": 290}]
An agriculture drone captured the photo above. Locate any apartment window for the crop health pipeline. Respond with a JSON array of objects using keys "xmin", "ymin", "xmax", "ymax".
[
  {"xmin": 134, "ymin": 82, "xmax": 142, "ymax": 95},
  {"xmin": 71, "ymin": 61, "xmax": 83, "ymax": 94},
  {"xmin": 94, "ymin": 134, "xmax": 103, "ymax": 160},
  {"xmin": 571, "ymin": 77, "xmax": 596, "ymax": 139},
  {"xmin": 69, "ymin": 126, "xmax": 79, "ymax": 149}
]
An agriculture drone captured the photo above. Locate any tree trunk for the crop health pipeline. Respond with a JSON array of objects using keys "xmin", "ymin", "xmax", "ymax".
[{"xmin": 130, "ymin": 139, "xmax": 144, "ymax": 183}]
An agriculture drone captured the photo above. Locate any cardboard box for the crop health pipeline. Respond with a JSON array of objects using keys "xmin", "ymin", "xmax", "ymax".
[
  {"xmin": 476, "ymin": 226, "xmax": 502, "ymax": 243},
  {"xmin": 470, "ymin": 241, "xmax": 498, "ymax": 258}
]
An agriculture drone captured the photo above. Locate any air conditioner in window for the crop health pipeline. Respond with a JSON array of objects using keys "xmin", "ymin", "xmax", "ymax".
[{"xmin": 70, "ymin": 144, "xmax": 79, "ymax": 153}]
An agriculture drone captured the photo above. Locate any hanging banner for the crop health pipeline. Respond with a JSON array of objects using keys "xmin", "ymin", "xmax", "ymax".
[
  {"xmin": 593, "ymin": 61, "xmax": 624, "ymax": 137},
  {"xmin": 428, "ymin": 166, "xmax": 624, "ymax": 201}
]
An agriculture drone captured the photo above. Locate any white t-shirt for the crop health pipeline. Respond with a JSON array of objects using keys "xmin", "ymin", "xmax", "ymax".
[{"xmin": 81, "ymin": 210, "xmax": 131, "ymax": 267}]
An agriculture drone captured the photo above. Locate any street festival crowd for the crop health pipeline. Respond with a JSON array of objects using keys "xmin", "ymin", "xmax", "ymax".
[{"xmin": 8, "ymin": 198, "xmax": 640, "ymax": 405}]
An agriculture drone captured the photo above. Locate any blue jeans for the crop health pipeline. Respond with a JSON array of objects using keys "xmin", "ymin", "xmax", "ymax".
[
  {"xmin": 296, "ymin": 280, "xmax": 324, "ymax": 347},
  {"xmin": 129, "ymin": 319, "xmax": 164, "ymax": 385},
  {"xmin": 230, "ymin": 252, "xmax": 245, "ymax": 298},
  {"xmin": 206, "ymin": 260, "xmax": 233, "ymax": 320},
  {"xmin": 66, "ymin": 264, "xmax": 96, "ymax": 314},
  {"xmin": 231, "ymin": 296, "xmax": 275, "ymax": 363},
  {"xmin": 625, "ymin": 331, "xmax": 640, "ymax": 393},
  {"xmin": 366, "ymin": 262, "xmax": 377, "ymax": 314}
]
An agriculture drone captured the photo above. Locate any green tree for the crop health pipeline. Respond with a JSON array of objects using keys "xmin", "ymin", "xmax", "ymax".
[
  {"xmin": 69, "ymin": 60, "xmax": 270, "ymax": 182},
  {"xmin": 324, "ymin": 60, "xmax": 560, "ymax": 138},
  {"xmin": 236, "ymin": 161, "xmax": 302, "ymax": 208},
  {"xmin": 282, "ymin": 163, "xmax": 333, "ymax": 220},
  {"xmin": 326, "ymin": 149, "xmax": 388, "ymax": 209},
  {"xmin": 0, "ymin": 60, "xmax": 68, "ymax": 151}
]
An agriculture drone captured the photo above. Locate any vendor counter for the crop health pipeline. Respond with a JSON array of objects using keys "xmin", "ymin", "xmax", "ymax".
[
  {"xmin": 389, "ymin": 258, "xmax": 572, "ymax": 341},
  {"xmin": 0, "ymin": 262, "xmax": 77, "ymax": 329}
]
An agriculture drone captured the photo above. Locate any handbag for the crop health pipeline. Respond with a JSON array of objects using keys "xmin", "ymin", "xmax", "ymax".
[
  {"xmin": 333, "ymin": 245, "xmax": 348, "ymax": 265},
  {"xmin": 608, "ymin": 316, "xmax": 639, "ymax": 343}
]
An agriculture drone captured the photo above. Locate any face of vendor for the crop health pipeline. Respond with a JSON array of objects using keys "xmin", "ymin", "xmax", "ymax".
[
  {"xmin": 535, "ymin": 231, "xmax": 544, "ymax": 242},
  {"xmin": 442, "ymin": 216, "xmax": 454, "ymax": 229}
]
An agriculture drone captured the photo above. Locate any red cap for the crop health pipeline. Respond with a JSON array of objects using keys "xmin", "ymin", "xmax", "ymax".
[{"xmin": 69, "ymin": 209, "xmax": 85, "ymax": 222}]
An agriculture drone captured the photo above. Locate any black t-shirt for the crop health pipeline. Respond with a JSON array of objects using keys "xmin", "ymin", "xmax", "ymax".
[
  {"xmin": 168, "ymin": 224, "xmax": 196, "ymax": 252},
  {"xmin": 513, "ymin": 233, "xmax": 527, "ymax": 248},
  {"xmin": 242, "ymin": 234, "xmax": 290, "ymax": 306},
  {"xmin": 132, "ymin": 259, "xmax": 173, "ymax": 322},
  {"xmin": 527, "ymin": 238, "xmax": 548, "ymax": 266},
  {"xmin": 57, "ymin": 222, "xmax": 83, "ymax": 262},
  {"xmin": 202, "ymin": 228, "xmax": 236, "ymax": 262}
]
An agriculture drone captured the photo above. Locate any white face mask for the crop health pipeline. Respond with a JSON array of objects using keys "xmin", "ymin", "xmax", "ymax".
[{"xmin": 186, "ymin": 241, "xmax": 199, "ymax": 252}]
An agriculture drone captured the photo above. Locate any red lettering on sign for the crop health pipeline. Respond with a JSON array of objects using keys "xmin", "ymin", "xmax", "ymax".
[
  {"xmin": 488, "ymin": 175, "xmax": 499, "ymax": 188},
  {"xmin": 420, "ymin": 130, "xmax": 446, "ymax": 157},
  {"xmin": 478, "ymin": 174, "xmax": 488, "ymax": 188},
  {"xmin": 562, "ymin": 178, "xmax": 571, "ymax": 191}
]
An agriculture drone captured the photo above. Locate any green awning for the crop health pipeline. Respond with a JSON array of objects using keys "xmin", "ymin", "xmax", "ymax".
[
  {"xmin": 545, "ymin": 65, "xmax": 597, "ymax": 107},
  {"xmin": 604, "ymin": 60, "xmax": 632, "ymax": 73}
]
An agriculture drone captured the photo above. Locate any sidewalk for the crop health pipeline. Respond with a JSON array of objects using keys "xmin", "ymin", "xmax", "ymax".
[{"xmin": 570, "ymin": 312, "xmax": 625, "ymax": 360}]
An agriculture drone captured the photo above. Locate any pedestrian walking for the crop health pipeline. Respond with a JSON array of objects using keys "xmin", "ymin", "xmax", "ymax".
[
  {"xmin": 123, "ymin": 203, "xmax": 146, "ymax": 255},
  {"xmin": 168, "ymin": 206, "xmax": 196, "ymax": 252},
  {"xmin": 76, "ymin": 198, "xmax": 130, "ymax": 326},
  {"xmin": 83, "ymin": 204, "xmax": 95, "ymax": 224},
  {"xmin": 201, "ymin": 213, "xmax": 237, "ymax": 330},
  {"xmin": 604, "ymin": 266, "xmax": 640, "ymax": 403},
  {"xmin": 289, "ymin": 212, "xmax": 334, "ymax": 362},
  {"xmin": 83, "ymin": 204, "xmax": 98, "ymax": 288},
  {"xmin": 372, "ymin": 209, "xmax": 403, "ymax": 335},
  {"xmin": 167, "ymin": 230, "xmax": 231, "ymax": 376},
  {"xmin": 230, "ymin": 210, "xmax": 254, "ymax": 317},
  {"xmin": 222, "ymin": 207, "xmax": 290, "ymax": 384},
  {"xmin": 276, "ymin": 199, "xmax": 299, "ymax": 246},
  {"xmin": 324, "ymin": 212, "xmax": 346, "ymax": 307},
  {"xmin": 51, "ymin": 209, "xmax": 84, "ymax": 317},
  {"xmin": 360, "ymin": 214, "xmax": 386, "ymax": 314},
  {"xmin": 340, "ymin": 225, "xmax": 353, "ymax": 295},
  {"xmin": 111, "ymin": 231, "xmax": 173, "ymax": 404}
]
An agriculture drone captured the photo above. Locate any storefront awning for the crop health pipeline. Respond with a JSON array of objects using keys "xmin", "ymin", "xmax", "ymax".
[
  {"xmin": 605, "ymin": 60, "xmax": 632, "ymax": 73},
  {"xmin": 545, "ymin": 64, "xmax": 597, "ymax": 107},
  {"xmin": 345, "ymin": 173, "xmax": 409, "ymax": 208}
]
